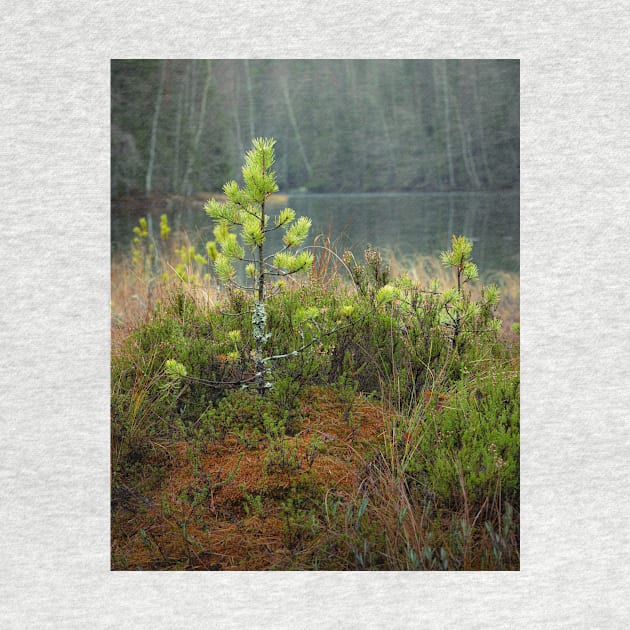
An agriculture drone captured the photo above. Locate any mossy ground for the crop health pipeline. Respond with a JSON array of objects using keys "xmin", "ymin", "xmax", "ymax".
[{"xmin": 112, "ymin": 386, "xmax": 391, "ymax": 570}]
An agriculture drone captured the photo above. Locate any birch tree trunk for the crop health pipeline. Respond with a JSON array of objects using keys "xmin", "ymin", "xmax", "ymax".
[
  {"xmin": 172, "ymin": 68, "xmax": 184, "ymax": 193},
  {"xmin": 145, "ymin": 60, "xmax": 166, "ymax": 194},
  {"xmin": 472, "ymin": 61, "xmax": 492, "ymax": 187},
  {"xmin": 454, "ymin": 95, "xmax": 481, "ymax": 189},
  {"xmin": 182, "ymin": 60, "xmax": 212, "ymax": 196},
  {"xmin": 244, "ymin": 59, "xmax": 255, "ymax": 140},
  {"xmin": 231, "ymin": 68, "xmax": 244, "ymax": 161},
  {"xmin": 280, "ymin": 75, "xmax": 312, "ymax": 180}
]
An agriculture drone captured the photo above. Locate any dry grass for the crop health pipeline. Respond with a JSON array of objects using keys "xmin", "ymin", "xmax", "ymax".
[
  {"xmin": 112, "ymin": 226, "xmax": 519, "ymax": 335},
  {"xmin": 111, "ymin": 230, "xmax": 219, "ymax": 352},
  {"xmin": 388, "ymin": 251, "xmax": 520, "ymax": 329}
]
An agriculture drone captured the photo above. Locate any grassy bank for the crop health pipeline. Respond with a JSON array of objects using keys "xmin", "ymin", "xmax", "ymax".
[{"xmin": 111, "ymin": 228, "xmax": 519, "ymax": 570}]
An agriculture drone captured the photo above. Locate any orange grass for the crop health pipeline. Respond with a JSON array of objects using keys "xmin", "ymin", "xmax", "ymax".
[{"xmin": 111, "ymin": 386, "xmax": 389, "ymax": 570}]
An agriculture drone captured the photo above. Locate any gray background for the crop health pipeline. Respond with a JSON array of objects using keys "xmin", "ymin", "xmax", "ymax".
[{"xmin": 1, "ymin": 1, "xmax": 629, "ymax": 628}]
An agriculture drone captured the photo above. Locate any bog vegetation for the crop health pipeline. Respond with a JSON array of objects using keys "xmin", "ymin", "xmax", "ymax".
[{"xmin": 111, "ymin": 139, "xmax": 519, "ymax": 570}]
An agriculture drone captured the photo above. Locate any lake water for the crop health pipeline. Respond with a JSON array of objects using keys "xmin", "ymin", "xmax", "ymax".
[{"xmin": 111, "ymin": 191, "xmax": 519, "ymax": 277}]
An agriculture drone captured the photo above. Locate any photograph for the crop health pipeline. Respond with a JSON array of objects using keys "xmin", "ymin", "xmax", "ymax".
[
  {"xmin": 6, "ymin": 1, "xmax": 630, "ymax": 625},
  {"xmin": 110, "ymin": 59, "xmax": 520, "ymax": 571}
]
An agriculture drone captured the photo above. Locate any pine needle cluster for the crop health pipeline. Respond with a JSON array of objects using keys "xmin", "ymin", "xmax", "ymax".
[{"xmin": 203, "ymin": 138, "xmax": 313, "ymax": 291}]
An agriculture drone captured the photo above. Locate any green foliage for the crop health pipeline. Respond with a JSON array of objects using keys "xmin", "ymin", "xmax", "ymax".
[
  {"xmin": 263, "ymin": 413, "xmax": 300, "ymax": 473},
  {"xmin": 482, "ymin": 502, "xmax": 519, "ymax": 569},
  {"xmin": 411, "ymin": 369, "xmax": 520, "ymax": 510},
  {"xmin": 203, "ymin": 138, "xmax": 313, "ymax": 296},
  {"xmin": 131, "ymin": 216, "xmax": 154, "ymax": 269},
  {"xmin": 343, "ymin": 245, "xmax": 390, "ymax": 298},
  {"xmin": 305, "ymin": 434, "xmax": 326, "ymax": 468},
  {"xmin": 440, "ymin": 234, "xmax": 479, "ymax": 288},
  {"xmin": 275, "ymin": 207, "xmax": 295, "ymax": 227},
  {"xmin": 281, "ymin": 490, "xmax": 321, "ymax": 549},
  {"xmin": 129, "ymin": 213, "xmax": 213, "ymax": 290},
  {"xmin": 159, "ymin": 213, "xmax": 171, "ymax": 240},
  {"xmin": 113, "ymin": 235, "xmax": 510, "ymax": 458},
  {"xmin": 440, "ymin": 235, "xmax": 473, "ymax": 267},
  {"xmin": 214, "ymin": 253, "xmax": 235, "ymax": 282},
  {"xmin": 164, "ymin": 359, "xmax": 187, "ymax": 379},
  {"xmin": 283, "ymin": 216, "xmax": 312, "ymax": 247},
  {"xmin": 112, "ymin": 232, "xmax": 519, "ymax": 570},
  {"xmin": 376, "ymin": 284, "xmax": 398, "ymax": 304},
  {"xmin": 242, "ymin": 489, "xmax": 265, "ymax": 518}
]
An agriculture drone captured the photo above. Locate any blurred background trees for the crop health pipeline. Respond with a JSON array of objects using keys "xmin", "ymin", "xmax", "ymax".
[{"xmin": 111, "ymin": 59, "xmax": 519, "ymax": 197}]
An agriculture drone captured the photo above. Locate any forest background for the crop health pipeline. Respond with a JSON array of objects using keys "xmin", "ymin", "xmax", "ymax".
[{"xmin": 111, "ymin": 59, "xmax": 519, "ymax": 198}]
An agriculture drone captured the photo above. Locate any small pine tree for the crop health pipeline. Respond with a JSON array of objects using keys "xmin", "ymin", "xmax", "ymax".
[
  {"xmin": 440, "ymin": 235, "xmax": 479, "ymax": 293},
  {"xmin": 440, "ymin": 235, "xmax": 501, "ymax": 345},
  {"xmin": 204, "ymin": 138, "xmax": 314, "ymax": 392}
]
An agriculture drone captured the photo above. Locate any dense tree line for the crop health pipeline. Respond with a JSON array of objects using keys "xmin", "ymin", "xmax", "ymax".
[{"xmin": 111, "ymin": 59, "xmax": 519, "ymax": 197}]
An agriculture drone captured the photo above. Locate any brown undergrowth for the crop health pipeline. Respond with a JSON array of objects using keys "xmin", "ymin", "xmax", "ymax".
[{"xmin": 111, "ymin": 387, "xmax": 387, "ymax": 570}]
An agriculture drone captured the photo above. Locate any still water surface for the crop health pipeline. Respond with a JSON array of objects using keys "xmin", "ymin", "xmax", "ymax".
[{"xmin": 111, "ymin": 191, "xmax": 519, "ymax": 277}]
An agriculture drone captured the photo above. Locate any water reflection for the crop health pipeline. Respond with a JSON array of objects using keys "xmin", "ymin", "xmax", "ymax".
[{"xmin": 111, "ymin": 191, "xmax": 519, "ymax": 276}]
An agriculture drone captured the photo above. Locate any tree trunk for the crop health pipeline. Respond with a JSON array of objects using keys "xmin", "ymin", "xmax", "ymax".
[
  {"xmin": 145, "ymin": 60, "xmax": 166, "ymax": 194},
  {"xmin": 472, "ymin": 61, "xmax": 492, "ymax": 187},
  {"xmin": 231, "ymin": 68, "xmax": 244, "ymax": 161},
  {"xmin": 454, "ymin": 94, "xmax": 481, "ymax": 189},
  {"xmin": 280, "ymin": 76, "xmax": 313, "ymax": 181},
  {"xmin": 182, "ymin": 60, "xmax": 212, "ymax": 196},
  {"xmin": 255, "ymin": 196, "xmax": 266, "ymax": 394},
  {"xmin": 244, "ymin": 60, "xmax": 255, "ymax": 140},
  {"xmin": 378, "ymin": 106, "xmax": 395, "ymax": 187},
  {"xmin": 440, "ymin": 60, "xmax": 456, "ymax": 190},
  {"xmin": 172, "ymin": 67, "xmax": 184, "ymax": 193}
]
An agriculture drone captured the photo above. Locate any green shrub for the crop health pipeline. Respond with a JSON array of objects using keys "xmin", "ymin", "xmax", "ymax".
[{"xmin": 410, "ymin": 368, "xmax": 519, "ymax": 511}]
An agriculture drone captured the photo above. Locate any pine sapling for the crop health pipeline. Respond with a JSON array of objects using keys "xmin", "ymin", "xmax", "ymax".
[
  {"xmin": 440, "ymin": 235, "xmax": 501, "ymax": 346},
  {"xmin": 204, "ymin": 138, "xmax": 314, "ymax": 392}
]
